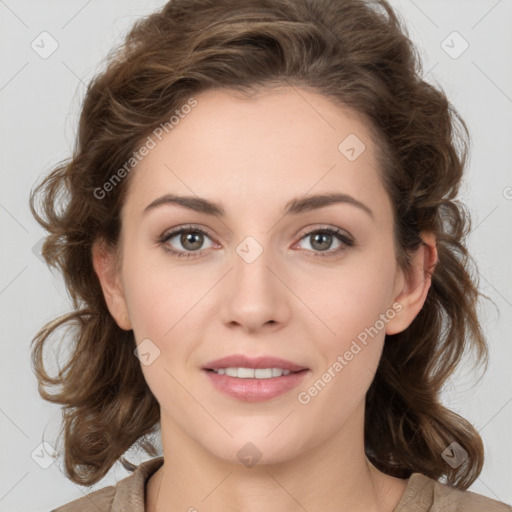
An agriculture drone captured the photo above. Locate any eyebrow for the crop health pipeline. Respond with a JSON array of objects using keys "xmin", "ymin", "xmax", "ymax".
[{"xmin": 143, "ymin": 192, "xmax": 374, "ymax": 219}]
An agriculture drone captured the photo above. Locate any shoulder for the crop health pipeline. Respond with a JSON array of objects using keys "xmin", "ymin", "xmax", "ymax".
[
  {"xmin": 395, "ymin": 472, "xmax": 512, "ymax": 512},
  {"xmin": 429, "ymin": 478, "xmax": 512, "ymax": 512},
  {"xmin": 51, "ymin": 485, "xmax": 116, "ymax": 512},
  {"xmin": 50, "ymin": 457, "xmax": 164, "ymax": 512}
]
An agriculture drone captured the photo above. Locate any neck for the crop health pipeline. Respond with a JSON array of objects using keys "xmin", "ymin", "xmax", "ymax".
[{"xmin": 146, "ymin": 404, "xmax": 407, "ymax": 512}]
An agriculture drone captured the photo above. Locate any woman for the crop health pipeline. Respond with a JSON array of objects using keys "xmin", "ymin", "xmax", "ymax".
[{"xmin": 30, "ymin": 0, "xmax": 511, "ymax": 510}]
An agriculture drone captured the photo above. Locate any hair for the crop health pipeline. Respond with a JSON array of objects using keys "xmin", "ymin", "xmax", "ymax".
[{"xmin": 30, "ymin": 0, "xmax": 489, "ymax": 490}]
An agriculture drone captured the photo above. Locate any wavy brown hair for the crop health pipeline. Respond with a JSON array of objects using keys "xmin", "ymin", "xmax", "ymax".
[{"xmin": 30, "ymin": 0, "xmax": 489, "ymax": 489}]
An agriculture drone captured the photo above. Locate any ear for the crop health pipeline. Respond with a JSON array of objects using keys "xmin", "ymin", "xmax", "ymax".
[
  {"xmin": 91, "ymin": 239, "xmax": 132, "ymax": 331},
  {"xmin": 385, "ymin": 232, "xmax": 438, "ymax": 335}
]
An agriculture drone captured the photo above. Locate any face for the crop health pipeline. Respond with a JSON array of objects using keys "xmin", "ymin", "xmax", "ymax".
[{"xmin": 96, "ymin": 86, "xmax": 427, "ymax": 466}]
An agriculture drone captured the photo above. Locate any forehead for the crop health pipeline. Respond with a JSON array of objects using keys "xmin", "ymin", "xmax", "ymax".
[{"xmin": 123, "ymin": 86, "xmax": 391, "ymax": 223}]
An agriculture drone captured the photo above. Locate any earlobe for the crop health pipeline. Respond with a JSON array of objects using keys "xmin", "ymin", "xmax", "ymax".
[
  {"xmin": 386, "ymin": 232, "xmax": 438, "ymax": 335},
  {"xmin": 91, "ymin": 240, "xmax": 132, "ymax": 331}
]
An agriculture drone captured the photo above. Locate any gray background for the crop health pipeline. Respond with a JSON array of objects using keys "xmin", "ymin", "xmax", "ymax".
[{"xmin": 1, "ymin": 0, "xmax": 511, "ymax": 510}]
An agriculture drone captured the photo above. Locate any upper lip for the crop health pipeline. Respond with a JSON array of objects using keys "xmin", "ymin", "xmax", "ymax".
[{"xmin": 203, "ymin": 354, "xmax": 308, "ymax": 372}]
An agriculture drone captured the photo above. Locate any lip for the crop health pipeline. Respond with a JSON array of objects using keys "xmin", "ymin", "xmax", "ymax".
[
  {"xmin": 203, "ymin": 354, "xmax": 308, "ymax": 372},
  {"xmin": 202, "ymin": 354, "xmax": 310, "ymax": 402},
  {"xmin": 204, "ymin": 369, "xmax": 309, "ymax": 402}
]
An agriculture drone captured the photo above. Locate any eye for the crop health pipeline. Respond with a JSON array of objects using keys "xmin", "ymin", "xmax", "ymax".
[
  {"xmin": 157, "ymin": 224, "xmax": 354, "ymax": 260},
  {"xmin": 295, "ymin": 226, "xmax": 354, "ymax": 258},
  {"xmin": 157, "ymin": 225, "xmax": 216, "ymax": 258}
]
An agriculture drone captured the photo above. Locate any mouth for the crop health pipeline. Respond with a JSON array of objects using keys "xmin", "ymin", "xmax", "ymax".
[{"xmin": 202, "ymin": 354, "xmax": 310, "ymax": 402}]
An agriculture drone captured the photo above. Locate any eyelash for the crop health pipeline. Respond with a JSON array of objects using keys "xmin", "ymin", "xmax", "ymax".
[{"xmin": 157, "ymin": 224, "xmax": 354, "ymax": 260}]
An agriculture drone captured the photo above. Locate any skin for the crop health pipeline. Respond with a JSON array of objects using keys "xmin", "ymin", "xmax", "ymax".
[{"xmin": 93, "ymin": 86, "xmax": 437, "ymax": 512}]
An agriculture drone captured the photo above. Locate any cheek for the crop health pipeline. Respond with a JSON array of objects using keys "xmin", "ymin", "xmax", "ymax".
[
  {"xmin": 314, "ymin": 253, "xmax": 398, "ymax": 343},
  {"xmin": 121, "ymin": 255, "xmax": 201, "ymax": 404},
  {"xmin": 299, "ymin": 273, "xmax": 393, "ymax": 417},
  {"xmin": 302, "ymin": 249, "xmax": 398, "ymax": 407},
  {"xmin": 122, "ymin": 272, "xmax": 170, "ymax": 340},
  {"xmin": 120, "ymin": 243, "xmax": 202, "ymax": 337}
]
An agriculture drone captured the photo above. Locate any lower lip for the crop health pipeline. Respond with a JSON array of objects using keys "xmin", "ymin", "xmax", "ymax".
[{"xmin": 203, "ymin": 369, "xmax": 309, "ymax": 402}]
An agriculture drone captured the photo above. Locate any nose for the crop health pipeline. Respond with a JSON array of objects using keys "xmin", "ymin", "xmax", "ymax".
[{"xmin": 219, "ymin": 237, "xmax": 291, "ymax": 334}]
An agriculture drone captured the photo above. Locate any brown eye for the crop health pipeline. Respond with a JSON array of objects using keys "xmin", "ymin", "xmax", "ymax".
[
  {"xmin": 309, "ymin": 232, "xmax": 334, "ymax": 251},
  {"xmin": 158, "ymin": 225, "xmax": 215, "ymax": 258},
  {"xmin": 296, "ymin": 227, "xmax": 354, "ymax": 258},
  {"xmin": 178, "ymin": 230, "xmax": 205, "ymax": 251}
]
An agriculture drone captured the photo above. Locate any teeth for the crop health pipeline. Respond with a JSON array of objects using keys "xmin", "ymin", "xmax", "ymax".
[{"xmin": 212, "ymin": 367, "xmax": 292, "ymax": 378}]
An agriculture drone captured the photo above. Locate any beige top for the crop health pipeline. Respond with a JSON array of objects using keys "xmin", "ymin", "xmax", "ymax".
[{"xmin": 51, "ymin": 456, "xmax": 512, "ymax": 511}]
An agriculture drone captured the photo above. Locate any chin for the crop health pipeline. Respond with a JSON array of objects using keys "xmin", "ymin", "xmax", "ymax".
[{"xmin": 199, "ymin": 430, "xmax": 310, "ymax": 468}]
